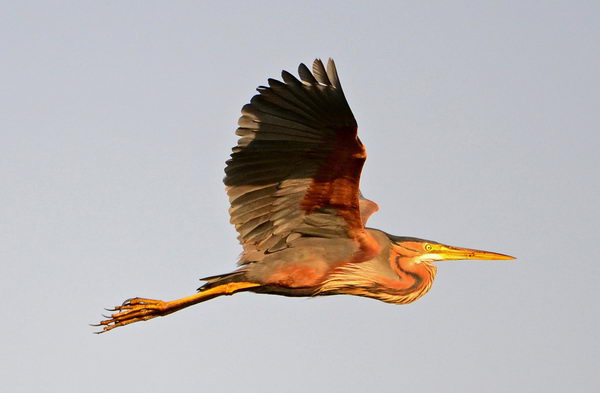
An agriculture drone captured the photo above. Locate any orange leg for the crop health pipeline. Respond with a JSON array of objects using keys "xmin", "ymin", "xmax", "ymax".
[{"xmin": 93, "ymin": 282, "xmax": 260, "ymax": 333}]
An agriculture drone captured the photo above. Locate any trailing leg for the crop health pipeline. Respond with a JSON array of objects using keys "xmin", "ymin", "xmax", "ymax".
[{"xmin": 93, "ymin": 281, "xmax": 260, "ymax": 333}]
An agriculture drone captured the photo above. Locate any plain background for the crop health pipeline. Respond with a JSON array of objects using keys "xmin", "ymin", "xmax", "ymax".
[{"xmin": 2, "ymin": 2, "xmax": 598, "ymax": 392}]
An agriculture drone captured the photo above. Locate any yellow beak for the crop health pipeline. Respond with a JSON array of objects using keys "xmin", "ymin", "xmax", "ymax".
[{"xmin": 433, "ymin": 244, "xmax": 515, "ymax": 261}]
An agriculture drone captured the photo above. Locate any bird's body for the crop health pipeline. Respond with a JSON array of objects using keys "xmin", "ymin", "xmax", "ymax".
[
  {"xmin": 96, "ymin": 59, "xmax": 514, "ymax": 333},
  {"xmin": 200, "ymin": 228, "xmax": 436, "ymax": 305}
]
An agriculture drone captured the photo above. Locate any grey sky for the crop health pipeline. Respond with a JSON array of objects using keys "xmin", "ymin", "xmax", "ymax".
[{"xmin": 2, "ymin": 2, "xmax": 598, "ymax": 392}]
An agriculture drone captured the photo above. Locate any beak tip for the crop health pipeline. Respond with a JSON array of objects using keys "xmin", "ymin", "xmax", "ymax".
[
  {"xmin": 490, "ymin": 253, "xmax": 516, "ymax": 261},
  {"xmin": 487, "ymin": 252, "xmax": 516, "ymax": 261}
]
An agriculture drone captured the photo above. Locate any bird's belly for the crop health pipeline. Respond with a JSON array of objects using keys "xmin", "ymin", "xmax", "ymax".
[{"xmin": 263, "ymin": 264, "xmax": 327, "ymax": 287}]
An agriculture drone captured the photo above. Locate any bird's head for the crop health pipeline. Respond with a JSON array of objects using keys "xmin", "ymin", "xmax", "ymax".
[{"xmin": 388, "ymin": 235, "xmax": 515, "ymax": 264}]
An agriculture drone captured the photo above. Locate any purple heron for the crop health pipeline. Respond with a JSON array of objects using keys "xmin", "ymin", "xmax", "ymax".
[{"xmin": 95, "ymin": 59, "xmax": 514, "ymax": 333}]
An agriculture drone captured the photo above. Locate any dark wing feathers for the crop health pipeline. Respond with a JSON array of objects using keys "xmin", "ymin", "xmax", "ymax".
[
  {"xmin": 224, "ymin": 58, "xmax": 377, "ymax": 264},
  {"xmin": 312, "ymin": 59, "xmax": 332, "ymax": 85},
  {"xmin": 326, "ymin": 60, "xmax": 341, "ymax": 88},
  {"xmin": 298, "ymin": 63, "xmax": 318, "ymax": 85}
]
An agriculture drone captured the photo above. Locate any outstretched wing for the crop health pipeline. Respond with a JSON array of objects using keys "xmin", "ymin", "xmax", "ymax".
[{"xmin": 225, "ymin": 59, "xmax": 379, "ymax": 264}]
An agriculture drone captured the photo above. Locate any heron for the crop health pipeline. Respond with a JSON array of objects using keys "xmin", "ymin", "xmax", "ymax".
[{"xmin": 95, "ymin": 58, "xmax": 515, "ymax": 333}]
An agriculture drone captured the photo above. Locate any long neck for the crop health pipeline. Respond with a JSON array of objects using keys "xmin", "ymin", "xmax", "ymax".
[
  {"xmin": 316, "ymin": 231, "xmax": 437, "ymax": 304},
  {"xmin": 387, "ymin": 245, "xmax": 437, "ymax": 304}
]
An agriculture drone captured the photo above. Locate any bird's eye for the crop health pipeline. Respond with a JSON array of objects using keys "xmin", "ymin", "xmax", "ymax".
[{"xmin": 424, "ymin": 244, "xmax": 433, "ymax": 252}]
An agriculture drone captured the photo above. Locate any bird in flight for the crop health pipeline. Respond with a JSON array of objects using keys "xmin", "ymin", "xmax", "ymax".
[{"xmin": 94, "ymin": 58, "xmax": 515, "ymax": 333}]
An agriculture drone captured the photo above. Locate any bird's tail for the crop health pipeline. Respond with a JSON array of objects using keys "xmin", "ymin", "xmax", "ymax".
[{"xmin": 198, "ymin": 270, "xmax": 251, "ymax": 292}]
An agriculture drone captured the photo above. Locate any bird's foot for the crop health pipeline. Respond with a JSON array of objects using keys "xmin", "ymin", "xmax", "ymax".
[{"xmin": 92, "ymin": 297, "xmax": 168, "ymax": 333}]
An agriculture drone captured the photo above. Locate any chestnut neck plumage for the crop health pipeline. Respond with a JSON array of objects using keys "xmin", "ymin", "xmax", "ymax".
[{"xmin": 316, "ymin": 236, "xmax": 437, "ymax": 304}]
